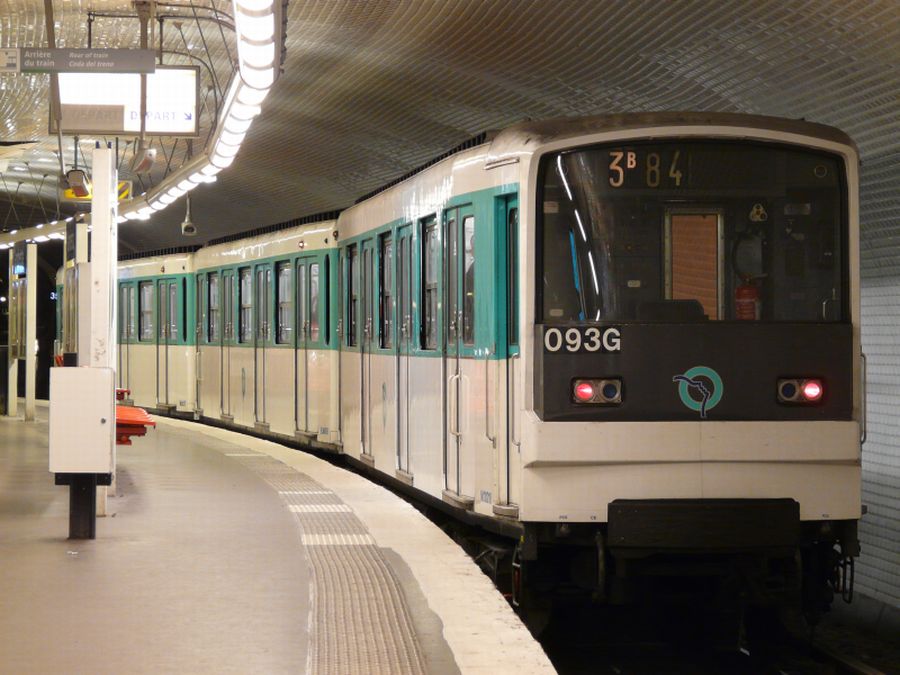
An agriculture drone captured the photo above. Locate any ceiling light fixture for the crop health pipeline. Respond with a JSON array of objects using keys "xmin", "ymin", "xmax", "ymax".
[{"xmin": 114, "ymin": 0, "xmax": 281, "ymax": 224}]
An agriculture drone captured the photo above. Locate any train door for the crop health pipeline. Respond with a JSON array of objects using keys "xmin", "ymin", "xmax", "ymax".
[
  {"xmin": 156, "ymin": 279, "xmax": 177, "ymax": 407},
  {"xmin": 665, "ymin": 209, "xmax": 724, "ymax": 319},
  {"xmin": 360, "ymin": 239, "xmax": 375, "ymax": 459},
  {"xmin": 396, "ymin": 225, "xmax": 412, "ymax": 475},
  {"xmin": 117, "ymin": 283, "xmax": 131, "ymax": 394},
  {"xmin": 195, "ymin": 273, "xmax": 204, "ymax": 413},
  {"xmin": 167, "ymin": 280, "xmax": 179, "ymax": 406},
  {"xmin": 377, "ymin": 233, "xmax": 397, "ymax": 468},
  {"xmin": 237, "ymin": 267, "xmax": 253, "ymax": 423},
  {"xmin": 502, "ymin": 197, "xmax": 520, "ymax": 509},
  {"xmin": 296, "ymin": 257, "xmax": 310, "ymax": 433},
  {"xmin": 222, "ymin": 270, "xmax": 235, "ymax": 419},
  {"xmin": 254, "ymin": 264, "xmax": 271, "ymax": 426},
  {"xmin": 206, "ymin": 272, "xmax": 222, "ymax": 416},
  {"xmin": 443, "ymin": 205, "xmax": 476, "ymax": 501},
  {"xmin": 127, "ymin": 284, "xmax": 137, "ymax": 398}
]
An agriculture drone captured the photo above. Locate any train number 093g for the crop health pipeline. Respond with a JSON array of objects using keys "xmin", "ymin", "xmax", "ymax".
[{"xmin": 543, "ymin": 327, "xmax": 621, "ymax": 353}]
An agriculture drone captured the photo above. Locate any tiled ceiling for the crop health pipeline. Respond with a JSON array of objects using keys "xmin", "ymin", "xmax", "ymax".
[{"xmin": 0, "ymin": 0, "xmax": 898, "ymax": 253}]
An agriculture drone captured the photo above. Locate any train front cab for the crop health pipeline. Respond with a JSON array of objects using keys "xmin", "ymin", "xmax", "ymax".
[{"xmin": 516, "ymin": 118, "xmax": 863, "ymax": 618}]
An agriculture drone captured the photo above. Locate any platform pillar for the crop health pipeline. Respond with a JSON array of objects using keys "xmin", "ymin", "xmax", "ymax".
[
  {"xmin": 50, "ymin": 144, "xmax": 118, "ymax": 540},
  {"xmin": 24, "ymin": 243, "xmax": 36, "ymax": 421},
  {"xmin": 5, "ymin": 356, "xmax": 15, "ymax": 417},
  {"xmin": 6, "ymin": 250, "xmax": 17, "ymax": 418}
]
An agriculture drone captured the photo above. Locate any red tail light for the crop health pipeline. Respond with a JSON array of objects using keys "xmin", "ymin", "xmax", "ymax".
[
  {"xmin": 777, "ymin": 378, "xmax": 824, "ymax": 404},
  {"xmin": 802, "ymin": 379, "xmax": 823, "ymax": 401},
  {"xmin": 572, "ymin": 378, "xmax": 622, "ymax": 405},
  {"xmin": 574, "ymin": 381, "xmax": 595, "ymax": 402}
]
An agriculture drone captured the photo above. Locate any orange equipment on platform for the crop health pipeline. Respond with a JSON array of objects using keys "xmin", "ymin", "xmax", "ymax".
[{"xmin": 115, "ymin": 405, "xmax": 155, "ymax": 446}]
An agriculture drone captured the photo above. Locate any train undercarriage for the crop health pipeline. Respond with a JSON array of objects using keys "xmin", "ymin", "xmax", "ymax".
[{"xmin": 459, "ymin": 500, "xmax": 859, "ymax": 641}]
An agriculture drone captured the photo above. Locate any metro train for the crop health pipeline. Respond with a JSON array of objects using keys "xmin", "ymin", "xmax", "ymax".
[{"xmin": 58, "ymin": 112, "xmax": 864, "ymax": 622}]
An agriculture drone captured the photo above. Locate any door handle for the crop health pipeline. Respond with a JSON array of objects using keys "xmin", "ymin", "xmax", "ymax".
[
  {"xmin": 861, "ymin": 352, "xmax": 867, "ymax": 444},
  {"xmin": 822, "ymin": 291, "xmax": 835, "ymax": 320},
  {"xmin": 485, "ymin": 349, "xmax": 496, "ymax": 447},
  {"xmin": 510, "ymin": 353, "xmax": 521, "ymax": 448},
  {"xmin": 449, "ymin": 373, "xmax": 461, "ymax": 438}
]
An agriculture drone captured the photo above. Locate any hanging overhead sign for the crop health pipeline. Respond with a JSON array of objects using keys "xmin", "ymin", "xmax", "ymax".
[
  {"xmin": 50, "ymin": 66, "xmax": 200, "ymax": 137},
  {"xmin": 0, "ymin": 48, "xmax": 155, "ymax": 74},
  {"xmin": 0, "ymin": 48, "xmax": 18, "ymax": 73}
]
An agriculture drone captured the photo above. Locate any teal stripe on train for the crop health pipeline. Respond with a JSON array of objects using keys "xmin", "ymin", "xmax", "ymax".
[
  {"xmin": 113, "ymin": 183, "xmax": 520, "ymax": 358},
  {"xmin": 337, "ymin": 184, "xmax": 520, "ymax": 360}
]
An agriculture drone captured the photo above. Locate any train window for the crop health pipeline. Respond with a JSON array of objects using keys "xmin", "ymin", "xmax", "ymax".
[
  {"xmin": 507, "ymin": 207, "xmax": 518, "ymax": 347},
  {"xmin": 462, "ymin": 215, "xmax": 476, "ymax": 345},
  {"xmin": 276, "ymin": 262, "xmax": 292, "ymax": 344},
  {"xmin": 399, "ymin": 235, "xmax": 410, "ymax": 348},
  {"xmin": 223, "ymin": 274, "xmax": 234, "ymax": 340},
  {"xmin": 158, "ymin": 285, "xmax": 167, "ymax": 339},
  {"xmin": 539, "ymin": 142, "xmax": 846, "ymax": 323},
  {"xmin": 309, "ymin": 263, "xmax": 319, "ymax": 342},
  {"xmin": 422, "ymin": 218, "xmax": 438, "ymax": 350},
  {"xmin": 197, "ymin": 275, "xmax": 205, "ymax": 344},
  {"xmin": 310, "ymin": 263, "xmax": 320, "ymax": 343},
  {"xmin": 363, "ymin": 246, "xmax": 374, "ymax": 347},
  {"xmin": 379, "ymin": 234, "xmax": 393, "ymax": 348},
  {"xmin": 181, "ymin": 279, "xmax": 187, "ymax": 342},
  {"xmin": 347, "ymin": 245, "xmax": 358, "ymax": 347},
  {"xmin": 119, "ymin": 285, "xmax": 128, "ymax": 340},
  {"xmin": 239, "ymin": 268, "xmax": 252, "ymax": 343},
  {"xmin": 139, "ymin": 281, "xmax": 154, "ymax": 341},
  {"xmin": 668, "ymin": 213, "xmax": 721, "ymax": 319},
  {"xmin": 128, "ymin": 285, "xmax": 137, "ymax": 339},
  {"xmin": 323, "ymin": 255, "xmax": 331, "ymax": 346},
  {"xmin": 298, "ymin": 263, "xmax": 307, "ymax": 343},
  {"xmin": 447, "ymin": 216, "xmax": 458, "ymax": 343},
  {"xmin": 208, "ymin": 273, "xmax": 220, "ymax": 342},
  {"xmin": 169, "ymin": 283, "xmax": 178, "ymax": 340},
  {"xmin": 255, "ymin": 267, "xmax": 271, "ymax": 342}
]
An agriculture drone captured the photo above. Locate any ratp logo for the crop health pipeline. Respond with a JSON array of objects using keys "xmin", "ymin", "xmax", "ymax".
[{"xmin": 672, "ymin": 366, "xmax": 723, "ymax": 419}]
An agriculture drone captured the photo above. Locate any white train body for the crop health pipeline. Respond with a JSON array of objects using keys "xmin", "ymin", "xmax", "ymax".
[{"xmin": 107, "ymin": 113, "xmax": 862, "ymax": 611}]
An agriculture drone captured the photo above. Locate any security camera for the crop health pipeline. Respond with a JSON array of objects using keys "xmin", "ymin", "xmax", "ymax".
[
  {"xmin": 130, "ymin": 146, "xmax": 157, "ymax": 174},
  {"xmin": 65, "ymin": 169, "xmax": 91, "ymax": 198},
  {"xmin": 180, "ymin": 194, "xmax": 197, "ymax": 236}
]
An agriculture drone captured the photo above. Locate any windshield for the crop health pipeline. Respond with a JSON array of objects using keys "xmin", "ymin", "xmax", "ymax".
[{"xmin": 539, "ymin": 141, "xmax": 846, "ymax": 323}]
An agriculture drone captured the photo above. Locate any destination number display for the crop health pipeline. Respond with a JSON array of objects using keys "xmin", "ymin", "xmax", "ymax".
[
  {"xmin": 543, "ymin": 326, "xmax": 621, "ymax": 354},
  {"xmin": 608, "ymin": 148, "xmax": 685, "ymax": 189}
]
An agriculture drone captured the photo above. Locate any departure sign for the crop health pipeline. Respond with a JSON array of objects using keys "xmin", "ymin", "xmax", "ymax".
[
  {"xmin": 608, "ymin": 148, "xmax": 685, "ymax": 189},
  {"xmin": 52, "ymin": 66, "xmax": 199, "ymax": 136}
]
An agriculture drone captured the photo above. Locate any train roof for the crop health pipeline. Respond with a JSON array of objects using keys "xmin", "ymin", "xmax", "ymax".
[{"xmin": 486, "ymin": 112, "xmax": 858, "ymax": 166}]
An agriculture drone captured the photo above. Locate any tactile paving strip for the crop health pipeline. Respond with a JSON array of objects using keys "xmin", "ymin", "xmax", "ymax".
[{"xmin": 222, "ymin": 449, "xmax": 427, "ymax": 675}]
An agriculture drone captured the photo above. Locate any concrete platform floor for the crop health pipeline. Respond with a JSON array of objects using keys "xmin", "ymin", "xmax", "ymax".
[{"xmin": 0, "ymin": 407, "xmax": 553, "ymax": 674}]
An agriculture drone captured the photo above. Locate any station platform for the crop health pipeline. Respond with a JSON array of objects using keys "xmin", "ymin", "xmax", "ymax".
[{"xmin": 0, "ymin": 405, "xmax": 554, "ymax": 674}]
